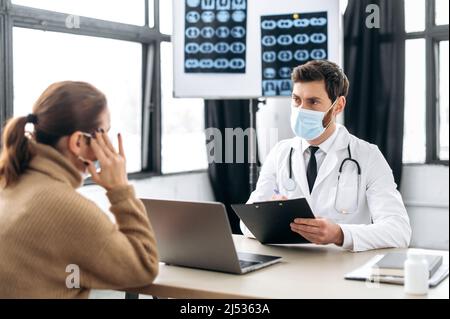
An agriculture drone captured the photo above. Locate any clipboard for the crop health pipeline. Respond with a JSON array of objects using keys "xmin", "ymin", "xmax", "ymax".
[{"xmin": 231, "ymin": 198, "xmax": 315, "ymax": 244}]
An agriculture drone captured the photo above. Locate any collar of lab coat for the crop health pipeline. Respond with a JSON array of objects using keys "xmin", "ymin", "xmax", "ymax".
[{"xmin": 288, "ymin": 124, "xmax": 351, "ymax": 199}]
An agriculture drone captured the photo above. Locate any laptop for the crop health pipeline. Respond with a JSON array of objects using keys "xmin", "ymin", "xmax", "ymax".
[{"xmin": 141, "ymin": 199, "xmax": 282, "ymax": 274}]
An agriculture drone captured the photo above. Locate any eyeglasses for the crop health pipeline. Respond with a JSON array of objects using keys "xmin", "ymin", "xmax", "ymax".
[
  {"xmin": 80, "ymin": 132, "xmax": 94, "ymax": 145},
  {"xmin": 80, "ymin": 129, "xmax": 115, "ymax": 145}
]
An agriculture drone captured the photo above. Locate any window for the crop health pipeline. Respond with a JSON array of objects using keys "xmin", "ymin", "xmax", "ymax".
[
  {"xmin": 403, "ymin": 0, "xmax": 449, "ymax": 165},
  {"xmin": 158, "ymin": 3, "xmax": 208, "ymax": 174},
  {"xmin": 159, "ymin": 0, "xmax": 172, "ymax": 35},
  {"xmin": 11, "ymin": 0, "xmax": 149, "ymax": 26},
  {"xmin": 160, "ymin": 43, "xmax": 207, "ymax": 174},
  {"xmin": 438, "ymin": 41, "xmax": 449, "ymax": 160},
  {"xmin": 1, "ymin": 0, "xmax": 171, "ymax": 177},
  {"xmin": 435, "ymin": 0, "xmax": 449, "ymax": 26},
  {"xmin": 13, "ymin": 28, "xmax": 143, "ymax": 172},
  {"xmin": 405, "ymin": 0, "xmax": 426, "ymax": 33},
  {"xmin": 404, "ymin": 39, "xmax": 426, "ymax": 163}
]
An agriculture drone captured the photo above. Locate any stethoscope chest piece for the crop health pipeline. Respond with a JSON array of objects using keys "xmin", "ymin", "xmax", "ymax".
[{"xmin": 283, "ymin": 178, "xmax": 296, "ymax": 192}]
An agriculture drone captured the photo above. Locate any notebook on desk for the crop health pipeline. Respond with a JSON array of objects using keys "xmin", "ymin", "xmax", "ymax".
[
  {"xmin": 372, "ymin": 252, "xmax": 443, "ymax": 278},
  {"xmin": 345, "ymin": 254, "xmax": 449, "ymax": 287}
]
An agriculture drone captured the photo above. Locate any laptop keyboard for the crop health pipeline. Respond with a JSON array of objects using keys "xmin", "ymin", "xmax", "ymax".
[{"xmin": 239, "ymin": 259, "xmax": 260, "ymax": 269}]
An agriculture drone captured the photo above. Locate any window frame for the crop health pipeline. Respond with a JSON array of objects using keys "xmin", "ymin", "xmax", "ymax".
[
  {"xmin": 404, "ymin": 0, "xmax": 449, "ymax": 166},
  {"xmin": 0, "ymin": 0, "xmax": 172, "ymax": 178}
]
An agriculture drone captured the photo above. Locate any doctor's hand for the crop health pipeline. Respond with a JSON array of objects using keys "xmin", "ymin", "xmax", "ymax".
[
  {"xmin": 271, "ymin": 195, "xmax": 288, "ymax": 201},
  {"xmin": 290, "ymin": 218, "xmax": 344, "ymax": 246}
]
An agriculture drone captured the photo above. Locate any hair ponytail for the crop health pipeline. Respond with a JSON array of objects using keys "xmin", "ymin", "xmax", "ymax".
[{"xmin": 0, "ymin": 116, "xmax": 34, "ymax": 187}]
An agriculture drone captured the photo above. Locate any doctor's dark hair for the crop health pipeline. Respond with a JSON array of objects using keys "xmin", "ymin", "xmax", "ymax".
[
  {"xmin": 0, "ymin": 81, "xmax": 107, "ymax": 188},
  {"xmin": 291, "ymin": 60, "xmax": 350, "ymax": 101}
]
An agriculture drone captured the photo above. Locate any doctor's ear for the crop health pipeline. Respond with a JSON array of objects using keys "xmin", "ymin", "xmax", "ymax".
[{"xmin": 334, "ymin": 96, "xmax": 346, "ymax": 116}]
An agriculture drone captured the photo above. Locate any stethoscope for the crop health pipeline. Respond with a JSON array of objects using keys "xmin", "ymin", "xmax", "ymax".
[{"xmin": 283, "ymin": 144, "xmax": 362, "ymax": 213}]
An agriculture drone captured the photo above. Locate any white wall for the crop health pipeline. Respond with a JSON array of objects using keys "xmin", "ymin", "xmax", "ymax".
[
  {"xmin": 401, "ymin": 165, "xmax": 449, "ymax": 250},
  {"xmin": 256, "ymin": 98, "xmax": 450, "ymax": 250}
]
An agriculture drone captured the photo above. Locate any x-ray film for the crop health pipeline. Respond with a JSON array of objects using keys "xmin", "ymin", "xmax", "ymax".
[
  {"xmin": 184, "ymin": 0, "xmax": 247, "ymax": 73},
  {"xmin": 261, "ymin": 12, "xmax": 328, "ymax": 96}
]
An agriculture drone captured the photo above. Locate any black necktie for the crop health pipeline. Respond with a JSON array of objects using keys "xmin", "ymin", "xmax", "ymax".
[{"xmin": 307, "ymin": 146, "xmax": 320, "ymax": 193}]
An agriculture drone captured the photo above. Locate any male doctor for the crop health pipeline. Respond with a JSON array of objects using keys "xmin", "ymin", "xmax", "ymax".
[{"xmin": 241, "ymin": 60, "xmax": 411, "ymax": 252}]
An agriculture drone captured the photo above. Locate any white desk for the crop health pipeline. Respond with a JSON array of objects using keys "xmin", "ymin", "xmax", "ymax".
[{"xmin": 128, "ymin": 235, "xmax": 449, "ymax": 299}]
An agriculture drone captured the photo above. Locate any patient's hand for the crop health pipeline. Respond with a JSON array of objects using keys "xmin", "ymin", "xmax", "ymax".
[{"xmin": 86, "ymin": 130, "xmax": 129, "ymax": 191}]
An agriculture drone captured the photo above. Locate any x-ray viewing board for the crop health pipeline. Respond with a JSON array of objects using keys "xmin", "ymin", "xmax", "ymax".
[{"xmin": 173, "ymin": 0, "xmax": 341, "ymax": 98}]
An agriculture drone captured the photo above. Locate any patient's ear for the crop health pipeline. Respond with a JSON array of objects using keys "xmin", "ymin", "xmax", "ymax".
[{"xmin": 67, "ymin": 131, "xmax": 83, "ymax": 156}]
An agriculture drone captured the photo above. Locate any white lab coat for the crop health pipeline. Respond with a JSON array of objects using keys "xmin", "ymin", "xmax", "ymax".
[{"xmin": 241, "ymin": 124, "xmax": 411, "ymax": 252}]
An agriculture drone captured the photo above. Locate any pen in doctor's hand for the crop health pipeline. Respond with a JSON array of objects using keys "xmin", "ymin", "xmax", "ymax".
[{"xmin": 272, "ymin": 189, "xmax": 288, "ymax": 201}]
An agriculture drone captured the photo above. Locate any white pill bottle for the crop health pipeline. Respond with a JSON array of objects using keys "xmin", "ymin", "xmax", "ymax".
[{"xmin": 404, "ymin": 250, "xmax": 429, "ymax": 295}]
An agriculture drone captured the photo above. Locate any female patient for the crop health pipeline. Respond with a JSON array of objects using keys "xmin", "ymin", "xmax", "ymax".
[{"xmin": 0, "ymin": 81, "xmax": 158, "ymax": 298}]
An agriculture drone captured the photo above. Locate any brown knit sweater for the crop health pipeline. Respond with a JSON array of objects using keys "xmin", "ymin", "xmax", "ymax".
[{"xmin": 0, "ymin": 142, "xmax": 159, "ymax": 298}]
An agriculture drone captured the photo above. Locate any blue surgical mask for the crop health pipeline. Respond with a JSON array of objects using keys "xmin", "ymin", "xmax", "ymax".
[
  {"xmin": 92, "ymin": 160, "xmax": 101, "ymax": 170},
  {"xmin": 290, "ymin": 99, "xmax": 338, "ymax": 141},
  {"xmin": 77, "ymin": 155, "xmax": 101, "ymax": 179}
]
